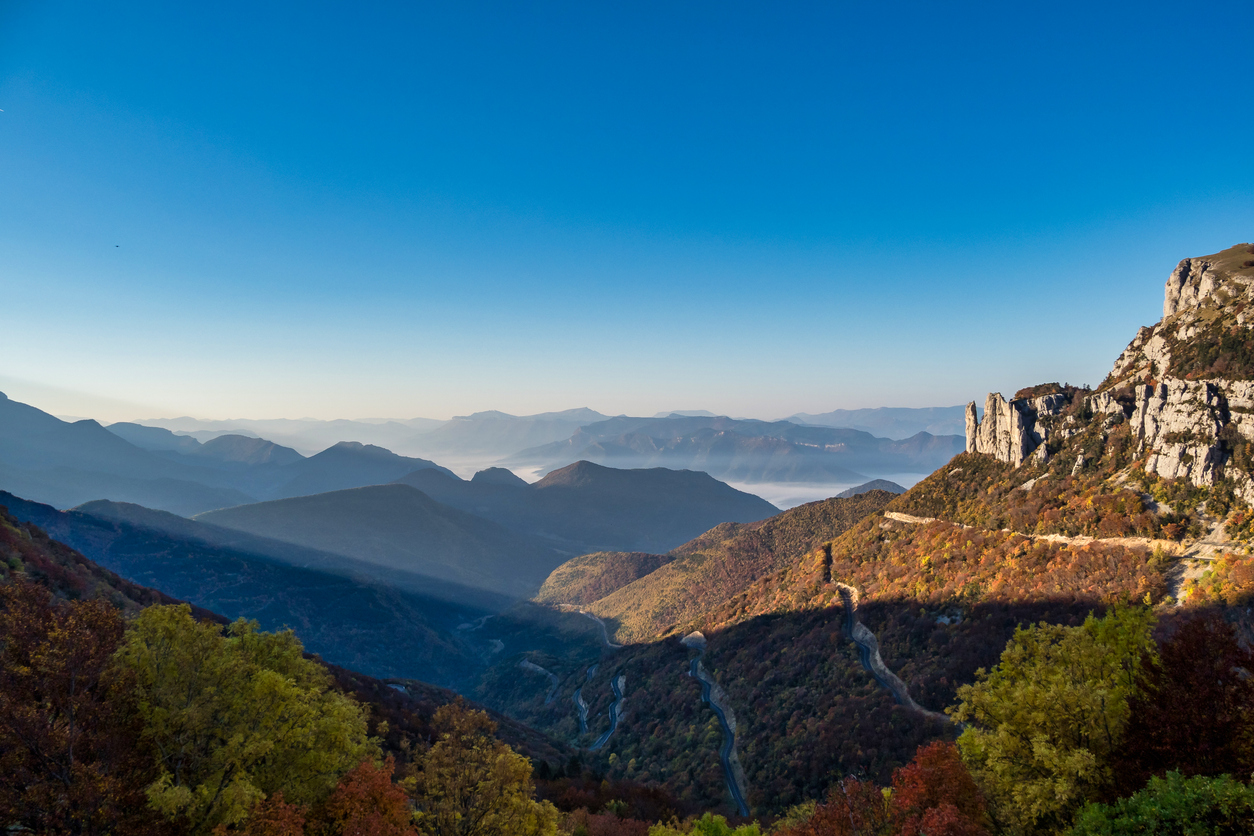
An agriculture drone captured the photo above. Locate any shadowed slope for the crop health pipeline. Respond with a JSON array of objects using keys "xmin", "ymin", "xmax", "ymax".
[
  {"xmin": 399, "ymin": 460, "xmax": 779, "ymax": 554},
  {"xmin": 198, "ymin": 483, "xmax": 568, "ymax": 599}
]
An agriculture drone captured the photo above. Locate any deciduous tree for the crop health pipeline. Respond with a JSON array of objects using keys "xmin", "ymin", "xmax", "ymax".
[
  {"xmin": 410, "ymin": 701, "xmax": 558, "ymax": 836},
  {"xmin": 1069, "ymin": 772, "xmax": 1254, "ymax": 835},
  {"xmin": 114, "ymin": 604, "xmax": 376, "ymax": 835},
  {"xmin": 950, "ymin": 605, "xmax": 1156, "ymax": 835},
  {"xmin": 1113, "ymin": 614, "xmax": 1254, "ymax": 795},
  {"xmin": 0, "ymin": 579, "xmax": 158, "ymax": 836}
]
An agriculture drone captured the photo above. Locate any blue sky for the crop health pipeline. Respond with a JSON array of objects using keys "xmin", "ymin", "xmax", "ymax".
[{"xmin": 2, "ymin": 1, "xmax": 1252, "ymax": 421}]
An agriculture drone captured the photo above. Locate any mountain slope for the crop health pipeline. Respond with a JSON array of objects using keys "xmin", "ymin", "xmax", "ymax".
[
  {"xmin": 536, "ymin": 489, "xmax": 898, "ymax": 643},
  {"xmin": 0, "ymin": 498, "xmax": 567, "ymax": 764},
  {"xmin": 1, "ymin": 491, "xmax": 488, "ymax": 686},
  {"xmin": 400, "ymin": 461, "xmax": 779, "ymax": 554},
  {"xmin": 197, "ymin": 483, "xmax": 568, "ymax": 599}
]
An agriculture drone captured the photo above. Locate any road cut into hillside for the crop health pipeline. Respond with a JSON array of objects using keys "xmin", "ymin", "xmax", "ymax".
[
  {"xmin": 682, "ymin": 631, "xmax": 750, "ymax": 817},
  {"xmin": 833, "ymin": 583, "xmax": 949, "ymax": 724},
  {"xmin": 518, "ymin": 659, "xmax": 560, "ymax": 704},
  {"xmin": 588, "ymin": 674, "xmax": 627, "ymax": 751}
]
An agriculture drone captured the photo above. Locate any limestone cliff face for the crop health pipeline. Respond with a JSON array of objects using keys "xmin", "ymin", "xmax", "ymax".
[
  {"xmin": 966, "ymin": 244, "xmax": 1254, "ymax": 501},
  {"xmin": 964, "ymin": 392, "xmax": 1068, "ymax": 466}
]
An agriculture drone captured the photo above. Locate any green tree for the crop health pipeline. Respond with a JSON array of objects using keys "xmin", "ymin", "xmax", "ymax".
[
  {"xmin": 950, "ymin": 605, "xmax": 1156, "ymax": 835},
  {"xmin": 1069, "ymin": 772, "xmax": 1254, "ymax": 835},
  {"xmin": 410, "ymin": 701, "xmax": 558, "ymax": 836},
  {"xmin": 114, "ymin": 604, "xmax": 376, "ymax": 835},
  {"xmin": 649, "ymin": 812, "xmax": 763, "ymax": 835}
]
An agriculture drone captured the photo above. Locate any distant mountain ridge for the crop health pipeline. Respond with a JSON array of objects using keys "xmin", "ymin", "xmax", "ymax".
[
  {"xmin": 196, "ymin": 483, "xmax": 570, "ymax": 600},
  {"xmin": 396, "ymin": 460, "xmax": 779, "ymax": 554},
  {"xmin": 509, "ymin": 415, "xmax": 962, "ymax": 484},
  {"xmin": 0, "ymin": 393, "xmax": 457, "ymax": 515},
  {"xmin": 787, "ymin": 405, "xmax": 970, "ymax": 439}
]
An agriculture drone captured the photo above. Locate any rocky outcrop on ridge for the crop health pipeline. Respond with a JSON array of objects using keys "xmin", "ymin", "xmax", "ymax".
[{"xmin": 966, "ymin": 244, "xmax": 1254, "ymax": 502}]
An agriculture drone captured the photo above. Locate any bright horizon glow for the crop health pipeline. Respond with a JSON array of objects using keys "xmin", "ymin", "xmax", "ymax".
[{"xmin": 3, "ymin": 2, "xmax": 1252, "ymax": 424}]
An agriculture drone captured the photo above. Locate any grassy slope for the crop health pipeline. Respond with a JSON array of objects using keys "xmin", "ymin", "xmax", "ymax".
[{"xmin": 487, "ymin": 407, "xmax": 1249, "ymax": 814}]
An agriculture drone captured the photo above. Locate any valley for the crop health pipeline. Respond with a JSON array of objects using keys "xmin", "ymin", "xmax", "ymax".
[{"xmin": 4, "ymin": 247, "xmax": 1254, "ymax": 832}]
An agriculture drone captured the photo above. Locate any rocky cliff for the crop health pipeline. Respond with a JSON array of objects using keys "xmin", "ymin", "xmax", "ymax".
[{"xmin": 966, "ymin": 243, "xmax": 1254, "ymax": 501}]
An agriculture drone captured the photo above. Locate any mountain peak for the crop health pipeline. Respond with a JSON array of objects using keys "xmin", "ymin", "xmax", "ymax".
[{"xmin": 470, "ymin": 467, "xmax": 529, "ymax": 487}]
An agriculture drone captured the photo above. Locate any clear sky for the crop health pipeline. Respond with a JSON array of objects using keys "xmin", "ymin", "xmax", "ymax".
[{"xmin": 2, "ymin": 1, "xmax": 1252, "ymax": 422}]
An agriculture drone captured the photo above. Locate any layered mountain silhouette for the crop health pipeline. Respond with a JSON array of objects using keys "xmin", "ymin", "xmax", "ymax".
[
  {"xmin": 509, "ymin": 415, "xmax": 962, "ymax": 483},
  {"xmin": 787, "ymin": 405, "xmax": 969, "ymax": 438},
  {"xmin": 122, "ymin": 415, "xmax": 444, "ymax": 456},
  {"xmin": 196, "ymin": 484, "xmax": 570, "ymax": 599},
  {"xmin": 0, "ymin": 392, "xmax": 255, "ymax": 515},
  {"xmin": 0, "ymin": 491, "xmax": 488, "ymax": 685},
  {"xmin": 0, "ymin": 392, "xmax": 455, "ymax": 515},
  {"xmin": 408, "ymin": 408, "xmax": 611, "ymax": 458},
  {"xmin": 396, "ymin": 460, "xmax": 779, "ymax": 554}
]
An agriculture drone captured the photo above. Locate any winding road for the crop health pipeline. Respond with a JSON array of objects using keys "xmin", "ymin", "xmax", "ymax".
[
  {"xmin": 682, "ymin": 632, "xmax": 750, "ymax": 817},
  {"xmin": 587, "ymin": 674, "xmax": 627, "ymax": 751},
  {"xmin": 579, "ymin": 610, "xmax": 624, "ymax": 649},
  {"xmin": 832, "ymin": 583, "xmax": 948, "ymax": 724},
  {"xmin": 518, "ymin": 659, "xmax": 560, "ymax": 705}
]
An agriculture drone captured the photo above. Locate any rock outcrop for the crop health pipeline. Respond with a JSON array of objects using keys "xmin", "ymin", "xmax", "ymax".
[
  {"xmin": 965, "ymin": 391, "xmax": 1071, "ymax": 466},
  {"xmin": 967, "ymin": 244, "xmax": 1254, "ymax": 502}
]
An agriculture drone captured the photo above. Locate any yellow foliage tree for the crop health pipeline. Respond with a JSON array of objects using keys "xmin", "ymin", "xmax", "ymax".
[
  {"xmin": 410, "ymin": 701, "xmax": 558, "ymax": 836},
  {"xmin": 950, "ymin": 604, "xmax": 1156, "ymax": 836},
  {"xmin": 114, "ymin": 605, "xmax": 377, "ymax": 835}
]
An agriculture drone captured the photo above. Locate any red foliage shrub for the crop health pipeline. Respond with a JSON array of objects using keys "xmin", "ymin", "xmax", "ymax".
[{"xmin": 310, "ymin": 757, "xmax": 414, "ymax": 836}]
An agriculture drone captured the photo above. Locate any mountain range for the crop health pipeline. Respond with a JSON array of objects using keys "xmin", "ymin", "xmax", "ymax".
[
  {"xmin": 506, "ymin": 414, "xmax": 963, "ymax": 483},
  {"xmin": 396, "ymin": 460, "xmax": 779, "ymax": 554}
]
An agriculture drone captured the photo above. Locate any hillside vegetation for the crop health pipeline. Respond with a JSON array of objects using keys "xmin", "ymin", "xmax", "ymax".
[{"xmin": 538, "ymin": 490, "xmax": 897, "ymax": 643}]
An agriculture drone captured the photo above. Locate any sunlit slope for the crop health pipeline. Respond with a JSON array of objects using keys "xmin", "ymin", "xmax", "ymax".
[{"xmin": 536, "ymin": 489, "xmax": 896, "ymax": 643}]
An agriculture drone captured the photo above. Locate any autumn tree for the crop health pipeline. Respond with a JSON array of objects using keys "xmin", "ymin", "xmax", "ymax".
[
  {"xmin": 410, "ymin": 701, "xmax": 559, "ymax": 836},
  {"xmin": 950, "ymin": 605, "xmax": 1156, "ymax": 836},
  {"xmin": 772, "ymin": 777, "xmax": 889, "ymax": 836},
  {"xmin": 889, "ymin": 742, "xmax": 988, "ymax": 836},
  {"xmin": 1112, "ymin": 614, "xmax": 1254, "ymax": 795},
  {"xmin": 0, "ymin": 579, "xmax": 159, "ymax": 836},
  {"xmin": 309, "ymin": 757, "xmax": 415, "ymax": 836},
  {"xmin": 646, "ymin": 812, "xmax": 762, "ymax": 835},
  {"xmin": 773, "ymin": 743, "xmax": 987, "ymax": 836},
  {"xmin": 230, "ymin": 793, "xmax": 307, "ymax": 836},
  {"xmin": 114, "ymin": 604, "xmax": 377, "ymax": 835}
]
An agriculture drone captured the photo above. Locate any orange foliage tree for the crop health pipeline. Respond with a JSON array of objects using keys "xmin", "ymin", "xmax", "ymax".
[{"xmin": 775, "ymin": 742, "xmax": 988, "ymax": 836}]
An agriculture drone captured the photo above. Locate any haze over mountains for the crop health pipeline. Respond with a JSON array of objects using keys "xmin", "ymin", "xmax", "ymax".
[
  {"xmin": 506, "ymin": 414, "xmax": 963, "ymax": 484},
  {"xmin": 119, "ymin": 406, "xmax": 965, "ymax": 481}
]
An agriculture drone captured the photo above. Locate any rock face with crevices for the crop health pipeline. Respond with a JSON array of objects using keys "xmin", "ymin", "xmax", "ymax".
[{"xmin": 966, "ymin": 244, "xmax": 1254, "ymax": 503}]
